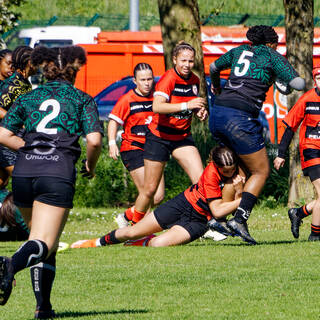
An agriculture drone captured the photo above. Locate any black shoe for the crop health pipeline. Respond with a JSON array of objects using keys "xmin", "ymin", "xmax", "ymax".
[
  {"xmin": 308, "ymin": 233, "xmax": 320, "ymax": 241},
  {"xmin": 0, "ymin": 256, "xmax": 14, "ymax": 306},
  {"xmin": 226, "ymin": 218, "xmax": 257, "ymax": 245},
  {"xmin": 219, "ymin": 220, "xmax": 235, "ymax": 237},
  {"xmin": 207, "ymin": 218, "xmax": 233, "ymax": 236},
  {"xmin": 288, "ymin": 208, "xmax": 302, "ymax": 239},
  {"xmin": 34, "ymin": 309, "xmax": 56, "ymax": 319}
]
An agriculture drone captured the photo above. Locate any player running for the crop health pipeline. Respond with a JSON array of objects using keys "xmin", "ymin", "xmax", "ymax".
[
  {"xmin": 210, "ymin": 25, "xmax": 305, "ymax": 244},
  {"xmin": 71, "ymin": 146, "xmax": 245, "ymax": 248},
  {"xmin": 274, "ymin": 63, "xmax": 320, "ymax": 241},
  {"xmin": 108, "ymin": 63, "xmax": 165, "ymax": 227},
  {"xmin": 0, "ymin": 45, "xmax": 103, "ymax": 318}
]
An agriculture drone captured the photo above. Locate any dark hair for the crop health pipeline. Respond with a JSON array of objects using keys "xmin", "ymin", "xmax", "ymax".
[
  {"xmin": 0, "ymin": 49, "xmax": 12, "ymax": 61},
  {"xmin": 246, "ymin": 25, "xmax": 278, "ymax": 45},
  {"xmin": 209, "ymin": 146, "xmax": 238, "ymax": 167},
  {"xmin": 0, "ymin": 192, "xmax": 17, "ymax": 228},
  {"xmin": 172, "ymin": 41, "xmax": 195, "ymax": 58},
  {"xmin": 133, "ymin": 63, "xmax": 153, "ymax": 78},
  {"xmin": 12, "ymin": 46, "xmax": 33, "ymax": 71},
  {"xmin": 31, "ymin": 45, "xmax": 87, "ymax": 83}
]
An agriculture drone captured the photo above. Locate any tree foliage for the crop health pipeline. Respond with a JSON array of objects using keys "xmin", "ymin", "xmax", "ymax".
[{"xmin": 0, "ymin": 0, "xmax": 25, "ymax": 34}]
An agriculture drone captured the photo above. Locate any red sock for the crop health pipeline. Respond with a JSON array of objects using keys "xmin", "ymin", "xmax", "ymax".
[
  {"xmin": 124, "ymin": 206, "xmax": 134, "ymax": 221},
  {"xmin": 132, "ymin": 208, "xmax": 146, "ymax": 224}
]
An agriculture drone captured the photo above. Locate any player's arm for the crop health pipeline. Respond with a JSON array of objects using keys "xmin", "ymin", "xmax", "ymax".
[
  {"xmin": 107, "ymin": 119, "xmax": 120, "ymax": 160},
  {"xmin": 0, "ymin": 127, "xmax": 25, "ymax": 151},
  {"xmin": 152, "ymin": 94, "xmax": 206, "ymax": 114},
  {"xmin": 84, "ymin": 132, "xmax": 102, "ymax": 178},
  {"xmin": 208, "ymin": 197, "xmax": 241, "ymax": 219}
]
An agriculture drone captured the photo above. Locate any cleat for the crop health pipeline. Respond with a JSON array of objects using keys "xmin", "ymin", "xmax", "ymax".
[
  {"xmin": 70, "ymin": 239, "xmax": 99, "ymax": 249},
  {"xmin": 288, "ymin": 208, "xmax": 302, "ymax": 239},
  {"xmin": 34, "ymin": 308, "xmax": 55, "ymax": 319},
  {"xmin": 207, "ymin": 218, "xmax": 233, "ymax": 236},
  {"xmin": 0, "ymin": 256, "xmax": 15, "ymax": 306},
  {"xmin": 227, "ymin": 218, "xmax": 257, "ymax": 245},
  {"xmin": 57, "ymin": 242, "xmax": 69, "ymax": 253},
  {"xmin": 308, "ymin": 234, "xmax": 320, "ymax": 241},
  {"xmin": 202, "ymin": 229, "xmax": 227, "ymax": 241},
  {"xmin": 114, "ymin": 213, "xmax": 130, "ymax": 228},
  {"xmin": 124, "ymin": 234, "xmax": 156, "ymax": 247}
]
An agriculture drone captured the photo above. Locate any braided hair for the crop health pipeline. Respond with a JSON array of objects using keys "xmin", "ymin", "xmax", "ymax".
[
  {"xmin": 133, "ymin": 63, "xmax": 153, "ymax": 78},
  {"xmin": 209, "ymin": 146, "xmax": 238, "ymax": 168},
  {"xmin": 172, "ymin": 41, "xmax": 195, "ymax": 58},
  {"xmin": 11, "ymin": 46, "xmax": 33, "ymax": 71},
  {"xmin": 246, "ymin": 25, "xmax": 278, "ymax": 45},
  {"xmin": 0, "ymin": 49, "xmax": 12, "ymax": 62},
  {"xmin": 31, "ymin": 45, "xmax": 87, "ymax": 83}
]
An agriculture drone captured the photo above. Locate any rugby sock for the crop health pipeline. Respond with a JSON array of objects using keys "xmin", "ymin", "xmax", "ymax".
[
  {"xmin": 30, "ymin": 251, "xmax": 56, "ymax": 311},
  {"xmin": 11, "ymin": 240, "xmax": 48, "ymax": 274},
  {"xmin": 132, "ymin": 208, "xmax": 146, "ymax": 224},
  {"xmin": 296, "ymin": 205, "xmax": 311, "ymax": 219},
  {"xmin": 124, "ymin": 206, "xmax": 134, "ymax": 221},
  {"xmin": 234, "ymin": 192, "xmax": 257, "ymax": 223},
  {"xmin": 100, "ymin": 230, "xmax": 122, "ymax": 246},
  {"xmin": 310, "ymin": 224, "xmax": 320, "ymax": 236}
]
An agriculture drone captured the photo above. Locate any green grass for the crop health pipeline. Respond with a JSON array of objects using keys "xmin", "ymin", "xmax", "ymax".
[{"xmin": 1, "ymin": 205, "xmax": 319, "ymax": 319}]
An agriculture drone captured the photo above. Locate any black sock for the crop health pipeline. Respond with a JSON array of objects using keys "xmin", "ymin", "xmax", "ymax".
[
  {"xmin": 311, "ymin": 224, "xmax": 320, "ymax": 236},
  {"xmin": 11, "ymin": 240, "xmax": 48, "ymax": 274},
  {"xmin": 100, "ymin": 230, "xmax": 121, "ymax": 246},
  {"xmin": 297, "ymin": 205, "xmax": 311, "ymax": 219},
  {"xmin": 234, "ymin": 192, "xmax": 257, "ymax": 223},
  {"xmin": 30, "ymin": 252, "xmax": 56, "ymax": 311}
]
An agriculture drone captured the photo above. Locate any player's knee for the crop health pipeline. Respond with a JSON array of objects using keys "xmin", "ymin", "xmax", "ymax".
[
  {"xmin": 148, "ymin": 236, "xmax": 166, "ymax": 247},
  {"xmin": 153, "ymin": 193, "xmax": 165, "ymax": 206}
]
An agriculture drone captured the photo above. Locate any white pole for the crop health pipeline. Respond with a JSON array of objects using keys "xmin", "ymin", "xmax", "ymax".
[{"xmin": 129, "ymin": 0, "xmax": 139, "ymax": 31}]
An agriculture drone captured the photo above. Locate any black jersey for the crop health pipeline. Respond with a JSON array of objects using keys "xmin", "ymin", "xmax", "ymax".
[
  {"xmin": 1, "ymin": 80, "xmax": 103, "ymax": 181},
  {"xmin": 0, "ymin": 71, "xmax": 32, "ymax": 112},
  {"xmin": 214, "ymin": 44, "xmax": 299, "ymax": 115}
]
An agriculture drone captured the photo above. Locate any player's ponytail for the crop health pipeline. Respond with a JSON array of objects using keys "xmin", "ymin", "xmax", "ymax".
[{"xmin": 209, "ymin": 146, "xmax": 238, "ymax": 167}]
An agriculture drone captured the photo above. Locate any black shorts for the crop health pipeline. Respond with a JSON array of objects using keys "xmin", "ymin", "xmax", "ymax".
[
  {"xmin": 154, "ymin": 192, "xmax": 208, "ymax": 241},
  {"xmin": 12, "ymin": 176, "xmax": 75, "ymax": 208},
  {"xmin": 120, "ymin": 150, "xmax": 144, "ymax": 171},
  {"xmin": 0, "ymin": 145, "xmax": 17, "ymax": 168},
  {"xmin": 303, "ymin": 165, "xmax": 320, "ymax": 182},
  {"xmin": 144, "ymin": 130, "xmax": 196, "ymax": 162}
]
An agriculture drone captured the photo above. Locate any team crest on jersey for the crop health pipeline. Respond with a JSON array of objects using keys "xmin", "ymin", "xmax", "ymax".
[{"xmin": 192, "ymin": 85, "xmax": 198, "ymax": 96}]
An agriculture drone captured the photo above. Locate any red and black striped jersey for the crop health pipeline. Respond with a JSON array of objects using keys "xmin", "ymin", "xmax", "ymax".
[
  {"xmin": 109, "ymin": 89, "xmax": 154, "ymax": 152},
  {"xmin": 149, "ymin": 68, "xmax": 199, "ymax": 141},
  {"xmin": 184, "ymin": 162, "xmax": 224, "ymax": 220},
  {"xmin": 283, "ymin": 88, "xmax": 320, "ymax": 169}
]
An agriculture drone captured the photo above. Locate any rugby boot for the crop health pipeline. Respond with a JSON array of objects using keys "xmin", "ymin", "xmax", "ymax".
[
  {"xmin": 0, "ymin": 256, "xmax": 15, "ymax": 305},
  {"xmin": 227, "ymin": 218, "xmax": 257, "ymax": 245},
  {"xmin": 124, "ymin": 234, "xmax": 156, "ymax": 246},
  {"xmin": 34, "ymin": 308, "xmax": 56, "ymax": 319},
  {"xmin": 207, "ymin": 218, "xmax": 233, "ymax": 236},
  {"xmin": 70, "ymin": 239, "xmax": 99, "ymax": 248},
  {"xmin": 288, "ymin": 208, "xmax": 302, "ymax": 239},
  {"xmin": 308, "ymin": 233, "xmax": 320, "ymax": 241},
  {"xmin": 114, "ymin": 213, "xmax": 130, "ymax": 228}
]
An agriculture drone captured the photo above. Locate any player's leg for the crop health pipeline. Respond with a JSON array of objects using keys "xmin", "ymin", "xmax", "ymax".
[{"xmin": 309, "ymin": 178, "xmax": 320, "ymax": 241}]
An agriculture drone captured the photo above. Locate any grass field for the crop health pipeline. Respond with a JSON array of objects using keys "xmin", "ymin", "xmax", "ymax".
[{"xmin": 1, "ymin": 205, "xmax": 319, "ymax": 320}]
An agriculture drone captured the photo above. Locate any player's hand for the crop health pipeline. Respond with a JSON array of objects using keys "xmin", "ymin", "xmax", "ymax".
[
  {"xmin": 195, "ymin": 107, "xmax": 208, "ymax": 121},
  {"xmin": 186, "ymin": 97, "xmax": 206, "ymax": 111},
  {"xmin": 233, "ymin": 174, "xmax": 245, "ymax": 198},
  {"xmin": 109, "ymin": 144, "xmax": 119, "ymax": 160},
  {"xmin": 80, "ymin": 159, "xmax": 95, "ymax": 179},
  {"xmin": 210, "ymin": 84, "xmax": 221, "ymax": 95},
  {"xmin": 274, "ymin": 157, "xmax": 285, "ymax": 170}
]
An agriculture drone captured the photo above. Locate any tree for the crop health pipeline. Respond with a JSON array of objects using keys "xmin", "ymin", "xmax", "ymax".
[{"xmin": 283, "ymin": 0, "xmax": 314, "ymax": 205}]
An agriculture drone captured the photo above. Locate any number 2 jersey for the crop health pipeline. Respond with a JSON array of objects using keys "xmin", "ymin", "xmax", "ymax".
[
  {"xmin": 282, "ymin": 87, "xmax": 320, "ymax": 170},
  {"xmin": 213, "ymin": 44, "xmax": 299, "ymax": 117},
  {"xmin": 184, "ymin": 162, "xmax": 224, "ymax": 220},
  {"xmin": 108, "ymin": 89, "xmax": 153, "ymax": 152},
  {"xmin": 149, "ymin": 68, "xmax": 199, "ymax": 141},
  {"xmin": 1, "ymin": 80, "xmax": 103, "ymax": 181}
]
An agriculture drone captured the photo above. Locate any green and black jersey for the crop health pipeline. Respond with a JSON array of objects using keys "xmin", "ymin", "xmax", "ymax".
[
  {"xmin": 1, "ymin": 80, "xmax": 103, "ymax": 181},
  {"xmin": 0, "ymin": 71, "xmax": 32, "ymax": 112},
  {"xmin": 213, "ymin": 44, "xmax": 299, "ymax": 116}
]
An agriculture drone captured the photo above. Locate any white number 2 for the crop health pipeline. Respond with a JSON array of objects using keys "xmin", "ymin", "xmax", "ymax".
[
  {"xmin": 36, "ymin": 99, "xmax": 60, "ymax": 134},
  {"xmin": 234, "ymin": 50, "xmax": 254, "ymax": 77}
]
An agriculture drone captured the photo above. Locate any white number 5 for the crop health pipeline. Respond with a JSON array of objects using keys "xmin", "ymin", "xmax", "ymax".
[
  {"xmin": 234, "ymin": 50, "xmax": 254, "ymax": 77},
  {"xmin": 36, "ymin": 99, "xmax": 60, "ymax": 134}
]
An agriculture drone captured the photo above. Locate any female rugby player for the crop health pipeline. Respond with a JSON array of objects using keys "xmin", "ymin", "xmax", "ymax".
[
  {"xmin": 210, "ymin": 25, "xmax": 305, "ymax": 244},
  {"xmin": 0, "ymin": 45, "xmax": 103, "ymax": 318}
]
